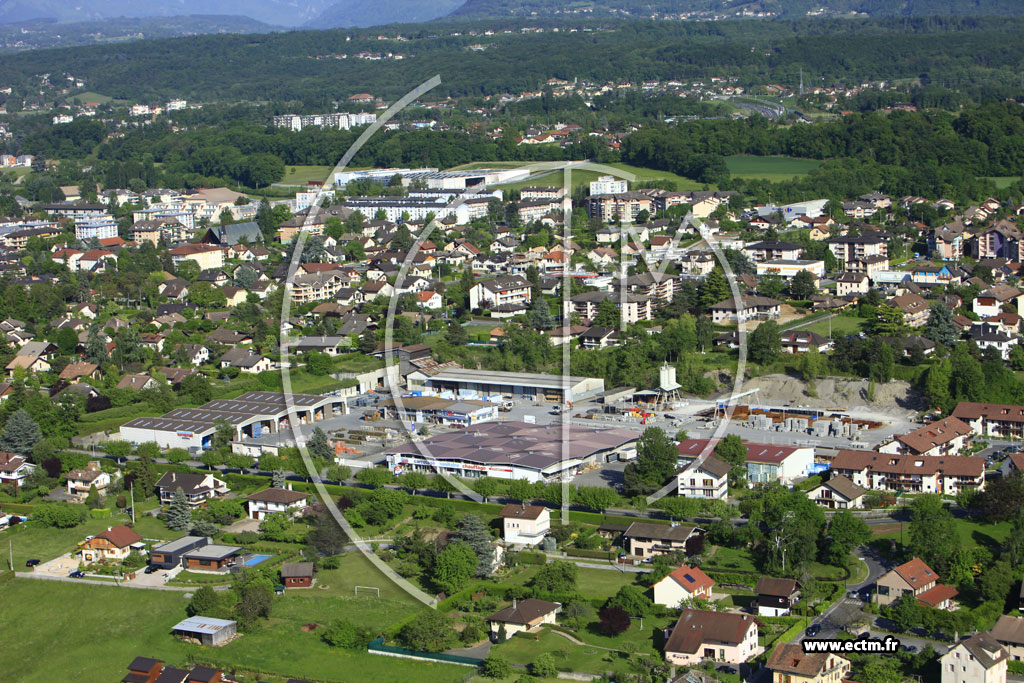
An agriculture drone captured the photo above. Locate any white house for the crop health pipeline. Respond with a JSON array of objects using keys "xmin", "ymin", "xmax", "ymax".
[
  {"xmin": 677, "ymin": 456, "xmax": 730, "ymax": 500},
  {"xmin": 940, "ymin": 633, "xmax": 1008, "ymax": 683},
  {"xmin": 498, "ymin": 504, "xmax": 550, "ymax": 546},
  {"xmin": 245, "ymin": 488, "xmax": 310, "ymax": 520},
  {"xmin": 653, "ymin": 565, "xmax": 716, "ymax": 608}
]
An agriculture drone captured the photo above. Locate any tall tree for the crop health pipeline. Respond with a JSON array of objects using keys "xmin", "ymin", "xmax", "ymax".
[
  {"xmin": 714, "ymin": 435, "xmax": 747, "ymax": 486},
  {"xmin": 749, "ymin": 320, "xmax": 781, "ymax": 365},
  {"xmin": 908, "ymin": 494, "xmax": 959, "ymax": 574},
  {"xmin": 455, "ymin": 514, "xmax": 496, "ymax": 577},
  {"xmin": 923, "ymin": 302, "xmax": 957, "ymax": 347},
  {"xmin": 432, "ymin": 542, "xmax": 477, "ymax": 593},
  {"xmin": 166, "ymin": 488, "xmax": 192, "ymax": 531},
  {"xmin": 0, "ymin": 409, "xmax": 41, "ymax": 455},
  {"xmin": 623, "ymin": 427, "xmax": 678, "ymax": 496}
]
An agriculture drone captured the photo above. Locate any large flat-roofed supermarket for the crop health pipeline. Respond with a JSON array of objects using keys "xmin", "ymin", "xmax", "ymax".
[
  {"xmin": 119, "ymin": 391, "xmax": 347, "ymax": 450},
  {"xmin": 385, "ymin": 421, "xmax": 640, "ymax": 482},
  {"xmin": 407, "ymin": 368, "xmax": 605, "ymax": 403}
]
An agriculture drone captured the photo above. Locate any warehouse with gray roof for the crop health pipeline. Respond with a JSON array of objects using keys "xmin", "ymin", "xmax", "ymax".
[
  {"xmin": 405, "ymin": 367, "xmax": 605, "ymax": 403},
  {"xmin": 118, "ymin": 391, "xmax": 347, "ymax": 450},
  {"xmin": 385, "ymin": 421, "xmax": 640, "ymax": 482}
]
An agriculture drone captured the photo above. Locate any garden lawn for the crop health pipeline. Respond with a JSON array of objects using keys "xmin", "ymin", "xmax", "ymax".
[
  {"xmin": 573, "ymin": 615, "xmax": 674, "ymax": 655},
  {"xmin": 493, "ymin": 628, "xmax": 618, "ymax": 674},
  {"xmin": 872, "ymin": 518, "xmax": 1010, "ymax": 551},
  {"xmin": 311, "ymin": 551, "xmax": 429, "ymax": 606},
  {"xmin": 725, "ymin": 155, "xmax": 822, "ymax": 182},
  {"xmin": 5, "ymin": 515, "xmax": 181, "ymax": 568},
  {"xmin": 575, "ymin": 566, "xmax": 639, "ymax": 598},
  {"xmin": 805, "ymin": 315, "xmax": 864, "ymax": 337},
  {"xmin": 703, "ymin": 546, "xmax": 758, "ymax": 572}
]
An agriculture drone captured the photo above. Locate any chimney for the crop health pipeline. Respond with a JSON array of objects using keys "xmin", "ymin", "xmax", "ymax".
[{"xmin": 513, "ymin": 598, "xmax": 517, "ymax": 609}]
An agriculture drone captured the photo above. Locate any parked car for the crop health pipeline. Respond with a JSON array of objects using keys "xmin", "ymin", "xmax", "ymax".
[
  {"xmin": 144, "ymin": 565, "xmax": 159, "ymax": 574},
  {"xmin": 805, "ymin": 624, "xmax": 821, "ymax": 638},
  {"xmin": 902, "ymin": 645, "xmax": 917, "ymax": 653},
  {"xmin": 25, "ymin": 559, "xmax": 40, "ymax": 567},
  {"xmin": 69, "ymin": 570, "xmax": 85, "ymax": 578}
]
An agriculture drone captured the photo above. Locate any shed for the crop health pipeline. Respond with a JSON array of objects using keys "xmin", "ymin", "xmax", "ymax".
[
  {"xmin": 171, "ymin": 616, "xmax": 237, "ymax": 647},
  {"xmin": 280, "ymin": 561, "xmax": 314, "ymax": 588}
]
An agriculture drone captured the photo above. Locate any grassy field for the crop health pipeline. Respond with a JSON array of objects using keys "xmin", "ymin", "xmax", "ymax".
[
  {"xmin": 873, "ymin": 518, "xmax": 1011, "ymax": 552},
  {"xmin": 983, "ymin": 176, "xmax": 1021, "ymax": 189},
  {"xmin": 279, "ymin": 165, "xmax": 336, "ymax": 186},
  {"xmin": 1, "ymin": 551, "xmax": 466, "ymax": 683},
  {"xmin": 804, "ymin": 315, "xmax": 865, "ymax": 337},
  {"xmin": 66, "ymin": 91, "xmax": 114, "ymax": 104},
  {"xmin": 725, "ymin": 155, "xmax": 822, "ymax": 182}
]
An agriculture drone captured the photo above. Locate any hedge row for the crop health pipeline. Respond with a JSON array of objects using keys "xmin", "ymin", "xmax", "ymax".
[
  {"xmin": 1, "ymin": 502, "xmax": 35, "ymax": 514},
  {"xmin": 565, "ymin": 548, "xmax": 617, "ymax": 561},
  {"xmin": 515, "ymin": 551, "xmax": 547, "ymax": 565}
]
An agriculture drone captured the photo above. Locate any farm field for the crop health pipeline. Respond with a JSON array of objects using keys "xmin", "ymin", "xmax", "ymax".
[{"xmin": 724, "ymin": 155, "xmax": 822, "ymax": 181}]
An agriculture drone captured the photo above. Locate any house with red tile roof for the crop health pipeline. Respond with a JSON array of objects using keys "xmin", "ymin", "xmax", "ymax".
[{"xmin": 653, "ymin": 565, "xmax": 716, "ymax": 607}]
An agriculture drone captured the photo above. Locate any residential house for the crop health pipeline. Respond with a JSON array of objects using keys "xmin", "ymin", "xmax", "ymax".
[
  {"xmin": 940, "ymin": 633, "xmax": 1008, "ymax": 683},
  {"xmin": 169, "ymin": 244, "xmax": 225, "ymax": 270},
  {"xmin": 743, "ymin": 241, "xmax": 803, "ymax": 262},
  {"xmin": 806, "ymin": 475, "xmax": 865, "ymax": 510},
  {"xmin": 77, "ymin": 525, "xmax": 143, "ymax": 563},
  {"xmin": 889, "ymin": 293, "xmax": 930, "ymax": 327},
  {"xmin": 622, "ymin": 521, "xmax": 703, "ymax": 559},
  {"xmin": 676, "ymin": 456, "xmax": 730, "ymax": 500},
  {"xmin": 881, "ymin": 415, "xmax": 973, "ymax": 457},
  {"xmin": 469, "ymin": 275, "xmax": 532, "ymax": 311},
  {"xmin": 989, "ymin": 615, "xmax": 1024, "ymax": 662},
  {"xmin": 149, "ymin": 536, "xmax": 210, "ymax": 569},
  {"xmin": 0, "ymin": 451, "xmax": 34, "ymax": 487},
  {"xmin": 953, "ymin": 402, "xmax": 1024, "ymax": 439},
  {"xmin": 829, "ymin": 234, "xmax": 888, "ymax": 265},
  {"xmin": 155, "ymin": 472, "xmax": 228, "ymax": 507},
  {"xmin": 974, "ymin": 284, "xmax": 1024, "ymax": 318},
  {"xmin": 117, "ymin": 373, "xmax": 159, "ymax": 391},
  {"xmin": 245, "ymin": 488, "xmax": 309, "ymax": 520},
  {"xmin": 58, "ymin": 361, "xmax": 98, "ymax": 383},
  {"xmin": 756, "ymin": 577, "xmax": 800, "ymax": 617},
  {"xmin": 709, "ymin": 295, "xmax": 782, "ymax": 324},
  {"xmin": 779, "ymin": 331, "xmax": 832, "ymax": 354},
  {"xmin": 766, "ymin": 643, "xmax": 851, "ymax": 683},
  {"xmin": 488, "ymin": 599, "xmax": 560, "ymax": 640},
  {"xmin": 652, "ymin": 565, "xmax": 716, "ymax": 608},
  {"xmin": 874, "ymin": 557, "xmax": 943, "ymax": 607},
  {"xmin": 834, "ymin": 272, "xmax": 869, "ymax": 297},
  {"xmin": 831, "ymin": 450, "xmax": 986, "ymax": 495},
  {"xmin": 499, "ymin": 503, "xmax": 551, "ymax": 546},
  {"xmin": 180, "ymin": 544, "xmax": 242, "ymax": 571},
  {"xmin": 663, "ymin": 610, "xmax": 761, "ymax": 666},
  {"xmin": 66, "ymin": 460, "xmax": 111, "ymax": 499}
]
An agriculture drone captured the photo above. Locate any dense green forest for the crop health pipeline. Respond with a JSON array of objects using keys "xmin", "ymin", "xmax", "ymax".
[
  {"xmin": 0, "ymin": 17, "xmax": 1023, "ymax": 104},
  {"xmin": 623, "ymin": 101, "xmax": 1024, "ymax": 200},
  {"xmin": 452, "ymin": 0, "xmax": 1024, "ymax": 19},
  {"xmin": 12, "ymin": 98, "xmax": 1024, "ymax": 205}
]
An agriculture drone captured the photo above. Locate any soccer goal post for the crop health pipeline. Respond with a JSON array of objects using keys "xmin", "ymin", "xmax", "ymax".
[{"xmin": 354, "ymin": 585, "xmax": 380, "ymax": 597}]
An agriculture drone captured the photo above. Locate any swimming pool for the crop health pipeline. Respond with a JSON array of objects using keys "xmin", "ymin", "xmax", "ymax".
[{"xmin": 244, "ymin": 554, "xmax": 273, "ymax": 566}]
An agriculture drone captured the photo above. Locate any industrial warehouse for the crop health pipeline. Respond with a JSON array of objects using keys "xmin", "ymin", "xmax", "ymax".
[
  {"xmin": 405, "ymin": 367, "xmax": 606, "ymax": 403},
  {"xmin": 118, "ymin": 391, "xmax": 348, "ymax": 450},
  {"xmin": 384, "ymin": 421, "xmax": 640, "ymax": 482}
]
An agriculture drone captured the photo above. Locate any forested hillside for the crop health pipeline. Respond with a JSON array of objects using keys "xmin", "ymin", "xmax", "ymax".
[{"xmin": 0, "ymin": 17, "xmax": 1021, "ymax": 104}]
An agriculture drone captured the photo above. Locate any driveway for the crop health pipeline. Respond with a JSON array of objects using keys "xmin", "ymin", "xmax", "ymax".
[
  {"xmin": 32, "ymin": 552, "xmax": 79, "ymax": 578},
  {"xmin": 226, "ymin": 517, "xmax": 261, "ymax": 533},
  {"xmin": 127, "ymin": 565, "xmax": 179, "ymax": 587}
]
